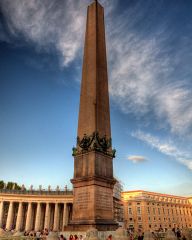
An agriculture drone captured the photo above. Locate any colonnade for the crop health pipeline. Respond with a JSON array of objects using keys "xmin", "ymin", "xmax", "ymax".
[{"xmin": 0, "ymin": 201, "xmax": 72, "ymax": 232}]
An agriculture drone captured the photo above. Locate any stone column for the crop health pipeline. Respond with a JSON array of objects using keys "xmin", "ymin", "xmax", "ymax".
[
  {"xmin": 53, "ymin": 203, "xmax": 59, "ymax": 231},
  {"xmin": 0, "ymin": 201, "xmax": 4, "ymax": 228},
  {"xmin": 35, "ymin": 203, "xmax": 42, "ymax": 231},
  {"xmin": 6, "ymin": 202, "xmax": 14, "ymax": 230},
  {"xmin": 25, "ymin": 202, "xmax": 32, "ymax": 231},
  {"xmin": 44, "ymin": 203, "xmax": 50, "ymax": 230},
  {"xmin": 16, "ymin": 202, "xmax": 23, "ymax": 231},
  {"xmin": 63, "ymin": 203, "xmax": 69, "ymax": 228}
]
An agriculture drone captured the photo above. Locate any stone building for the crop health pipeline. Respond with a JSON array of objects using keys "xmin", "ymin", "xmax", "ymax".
[
  {"xmin": 0, "ymin": 188, "xmax": 192, "ymax": 233},
  {"xmin": 0, "ymin": 188, "xmax": 73, "ymax": 232},
  {"xmin": 122, "ymin": 190, "xmax": 192, "ymax": 232},
  {"xmin": 0, "ymin": 182, "xmax": 123, "ymax": 232}
]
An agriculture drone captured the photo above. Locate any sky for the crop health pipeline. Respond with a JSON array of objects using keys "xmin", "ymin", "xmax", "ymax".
[{"xmin": 0, "ymin": 0, "xmax": 192, "ymax": 196}]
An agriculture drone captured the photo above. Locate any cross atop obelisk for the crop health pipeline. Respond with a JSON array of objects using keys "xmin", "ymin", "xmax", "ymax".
[{"xmin": 70, "ymin": 0, "xmax": 117, "ymax": 231}]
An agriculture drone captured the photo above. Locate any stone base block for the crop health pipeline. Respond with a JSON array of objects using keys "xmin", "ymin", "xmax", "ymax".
[
  {"xmin": 0, "ymin": 228, "xmax": 5, "ymax": 237},
  {"xmin": 114, "ymin": 227, "xmax": 129, "ymax": 240},
  {"xmin": 84, "ymin": 228, "xmax": 101, "ymax": 240},
  {"xmin": 66, "ymin": 220, "xmax": 118, "ymax": 231},
  {"xmin": 144, "ymin": 231, "xmax": 154, "ymax": 240},
  {"xmin": 47, "ymin": 231, "xmax": 59, "ymax": 240},
  {"xmin": 165, "ymin": 230, "xmax": 177, "ymax": 240}
]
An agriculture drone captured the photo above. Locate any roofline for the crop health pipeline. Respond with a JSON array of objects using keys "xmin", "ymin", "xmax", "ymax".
[{"xmin": 122, "ymin": 190, "xmax": 191, "ymax": 199}]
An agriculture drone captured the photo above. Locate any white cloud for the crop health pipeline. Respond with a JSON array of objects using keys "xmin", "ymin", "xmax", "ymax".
[
  {"xmin": 0, "ymin": 0, "xmax": 117, "ymax": 67},
  {"xmin": 1, "ymin": 0, "xmax": 192, "ymax": 137},
  {"xmin": 107, "ymin": 3, "xmax": 192, "ymax": 137},
  {"xmin": 132, "ymin": 130, "xmax": 192, "ymax": 171},
  {"xmin": 128, "ymin": 155, "xmax": 147, "ymax": 163},
  {"xmin": 0, "ymin": 0, "xmax": 91, "ymax": 66}
]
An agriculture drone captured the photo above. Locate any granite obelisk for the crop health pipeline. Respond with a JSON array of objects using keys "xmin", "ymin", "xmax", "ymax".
[{"xmin": 71, "ymin": 0, "xmax": 117, "ymax": 231}]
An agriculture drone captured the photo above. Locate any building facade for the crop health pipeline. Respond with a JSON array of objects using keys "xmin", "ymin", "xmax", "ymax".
[
  {"xmin": 0, "ymin": 182, "xmax": 123, "ymax": 232},
  {"xmin": 0, "ymin": 189, "xmax": 73, "ymax": 232},
  {"xmin": 0, "ymin": 188, "xmax": 191, "ymax": 232},
  {"xmin": 122, "ymin": 190, "xmax": 192, "ymax": 232}
]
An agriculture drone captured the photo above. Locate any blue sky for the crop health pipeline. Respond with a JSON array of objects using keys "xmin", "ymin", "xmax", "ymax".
[{"xmin": 0, "ymin": 0, "xmax": 191, "ymax": 196}]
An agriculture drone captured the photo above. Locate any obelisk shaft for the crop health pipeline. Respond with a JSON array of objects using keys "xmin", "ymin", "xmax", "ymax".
[{"xmin": 78, "ymin": 0, "xmax": 111, "ymax": 139}]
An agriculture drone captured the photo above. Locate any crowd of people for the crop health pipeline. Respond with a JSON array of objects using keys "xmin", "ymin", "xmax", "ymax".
[
  {"xmin": 1, "ymin": 226, "xmax": 191, "ymax": 240},
  {"xmin": 172, "ymin": 227, "xmax": 188, "ymax": 240}
]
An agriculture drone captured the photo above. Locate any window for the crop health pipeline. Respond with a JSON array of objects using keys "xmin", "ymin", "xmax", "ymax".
[
  {"xmin": 129, "ymin": 218, "xmax": 133, "ymax": 221},
  {"xmin": 137, "ymin": 202, "xmax": 141, "ymax": 205},
  {"xmin": 158, "ymin": 208, "xmax": 160, "ymax": 215},
  {"xmin": 153, "ymin": 208, "xmax": 156, "ymax": 214},
  {"xmin": 128, "ymin": 208, "xmax": 132, "ymax": 215},
  {"xmin": 137, "ymin": 207, "xmax": 141, "ymax": 215},
  {"xmin": 138, "ymin": 217, "xmax": 142, "ymax": 221},
  {"xmin": 147, "ymin": 207, "xmax": 150, "ymax": 214}
]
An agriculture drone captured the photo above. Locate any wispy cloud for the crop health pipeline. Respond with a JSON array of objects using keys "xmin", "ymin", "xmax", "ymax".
[
  {"xmin": 1, "ymin": 0, "xmax": 192, "ymax": 137},
  {"xmin": 0, "ymin": 0, "xmax": 117, "ymax": 67},
  {"xmin": 132, "ymin": 130, "xmax": 192, "ymax": 171},
  {"xmin": 107, "ymin": 1, "xmax": 192, "ymax": 137},
  {"xmin": 0, "ymin": 0, "xmax": 91, "ymax": 66},
  {"xmin": 128, "ymin": 155, "xmax": 147, "ymax": 164}
]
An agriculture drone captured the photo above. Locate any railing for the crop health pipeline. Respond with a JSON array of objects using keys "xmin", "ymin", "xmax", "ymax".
[{"xmin": 0, "ymin": 189, "xmax": 73, "ymax": 195}]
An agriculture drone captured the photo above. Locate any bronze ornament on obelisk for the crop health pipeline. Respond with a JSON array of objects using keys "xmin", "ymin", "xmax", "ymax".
[{"xmin": 70, "ymin": 0, "xmax": 117, "ymax": 231}]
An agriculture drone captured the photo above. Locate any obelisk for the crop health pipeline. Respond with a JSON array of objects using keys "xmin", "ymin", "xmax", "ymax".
[{"xmin": 70, "ymin": 0, "xmax": 117, "ymax": 231}]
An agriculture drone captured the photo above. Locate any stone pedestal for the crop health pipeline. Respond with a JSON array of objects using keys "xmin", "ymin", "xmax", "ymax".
[
  {"xmin": 165, "ymin": 230, "xmax": 177, "ymax": 240},
  {"xmin": 85, "ymin": 228, "xmax": 101, "ymax": 240},
  {"xmin": 70, "ymin": 177, "xmax": 117, "ymax": 230},
  {"xmin": 144, "ymin": 231, "xmax": 154, "ymax": 240},
  {"xmin": 0, "ymin": 228, "xmax": 5, "ymax": 237},
  {"xmin": 47, "ymin": 231, "xmax": 59, "ymax": 240},
  {"xmin": 182, "ymin": 228, "xmax": 191, "ymax": 240},
  {"xmin": 13, "ymin": 231, "xmax": 24, "ymax": 237},
  {"xmin": 114, "ymin": 227, "xmax": 129, "ymax": 240}
]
